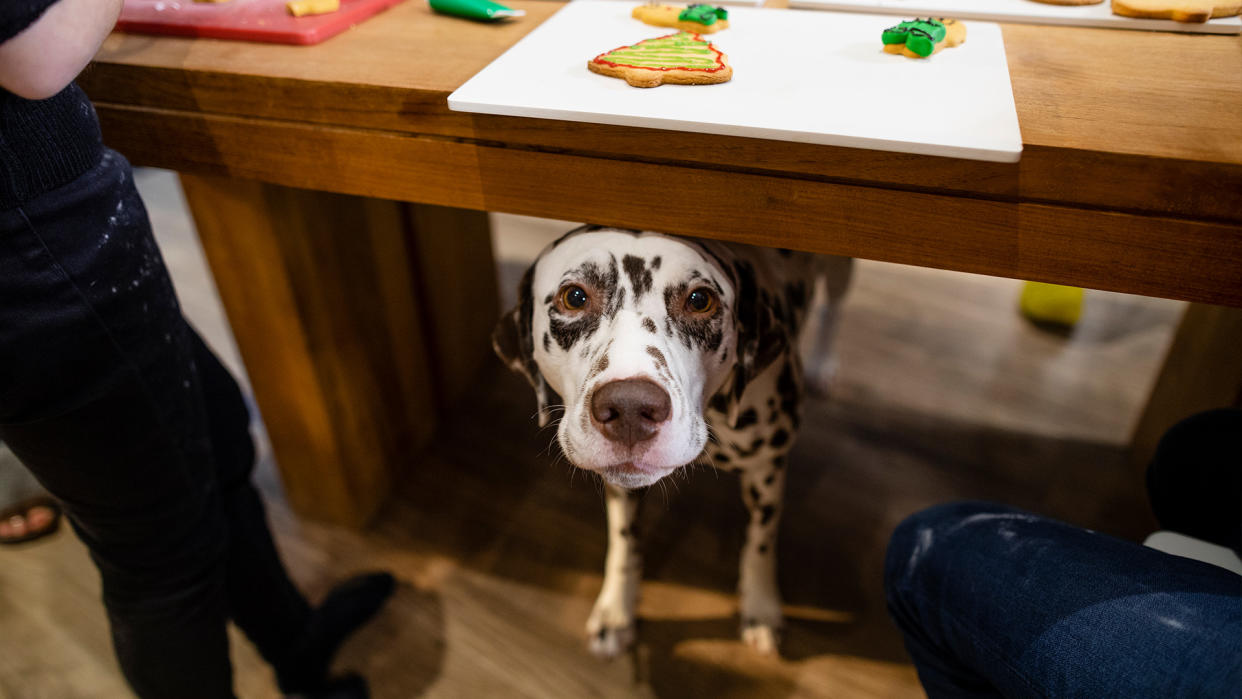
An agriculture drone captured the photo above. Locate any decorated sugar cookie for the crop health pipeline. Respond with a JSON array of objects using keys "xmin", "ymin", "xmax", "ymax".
[
  {"xmin": 632, "ymin": 2, "xmax": 731, "ymax": 33},
  {"xmin": 588, "ymin": 32, "xmax": 732, "ymax": 88},
  {"xmin": 881, "ymin": 18, "xmax": 966, "ymax": 58}
]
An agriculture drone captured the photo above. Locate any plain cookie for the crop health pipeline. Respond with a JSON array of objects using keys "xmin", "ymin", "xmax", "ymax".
[{"xmin": 1110, "ymin": 0, "xmax": 1241, "ymax": 21}]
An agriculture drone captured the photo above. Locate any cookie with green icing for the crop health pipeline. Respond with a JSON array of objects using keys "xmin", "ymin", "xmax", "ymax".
[
  {"xmin": 882, "ymin": 17, "xmax": 966, "ymax": 58},
  {"xmin": 589, "ymin": 31, "xmax": 732, "ymax": 88},
  {"xmin": 632, "ymin": 3, "xmax": 731, "ymax": 34},
  {"xmin": 679, "ymin": 4, "xmax": 728, "ymax": 25}
]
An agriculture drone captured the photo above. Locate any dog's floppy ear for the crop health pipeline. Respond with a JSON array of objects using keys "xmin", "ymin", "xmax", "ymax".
[
  {"xmin": 716, "ymin": 260, "xmax": 789, "ymax": 428},
  {"xmin": 493, "ymin": 265, "xmax": 554, "ymax": 427}
]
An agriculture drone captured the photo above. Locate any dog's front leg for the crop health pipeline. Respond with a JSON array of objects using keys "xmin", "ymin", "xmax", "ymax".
[
  {"xmin": 586, "ymin": 481, "xmax": 642, "ymax": 659},
  {"xmin": 738, "ymin": 456, "xmax": 787, "ymax": 654}
]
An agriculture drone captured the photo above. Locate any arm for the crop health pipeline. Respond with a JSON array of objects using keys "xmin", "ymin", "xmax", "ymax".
[{"xmin": 0, "ymin": 0, "xmax": 124, "ymax": 100}]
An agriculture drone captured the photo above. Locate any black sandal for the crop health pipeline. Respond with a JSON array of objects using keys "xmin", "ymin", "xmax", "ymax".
[{"xmin": 0, "ymin": 496, "xmax": 62, "ymax": 545}]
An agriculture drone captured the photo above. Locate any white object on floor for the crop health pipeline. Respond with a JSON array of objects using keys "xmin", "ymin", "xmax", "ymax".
[
  {"xmin": 787, "ymin": 0, "xmax": 1241, "ymax": 35},
  {"xmin": 1144, "ymin": 531, "xmax": 1242, "ymax": 576},
  {"xmin": 449, "ymin": 2, "xmax": 1022, "ymax": 162}
]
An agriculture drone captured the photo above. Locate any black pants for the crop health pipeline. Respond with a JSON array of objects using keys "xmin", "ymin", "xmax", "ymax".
[{"xmin": 0, "ymin": 150, "xmax": 310, "ymax": 697}]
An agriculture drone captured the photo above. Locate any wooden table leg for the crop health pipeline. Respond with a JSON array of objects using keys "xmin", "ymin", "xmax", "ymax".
[
  {"xmin": 1130, "ymin": 303, "xmax": 1242, "ymax": 472},
  {"xmin": 179, "ymin": 175, "xmax": 496, "ymax": 526}
]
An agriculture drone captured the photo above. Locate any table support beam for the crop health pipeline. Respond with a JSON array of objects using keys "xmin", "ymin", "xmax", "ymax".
[{"xmin": 180, "ymin": 175, "xmax": 495, "ymax": 526}]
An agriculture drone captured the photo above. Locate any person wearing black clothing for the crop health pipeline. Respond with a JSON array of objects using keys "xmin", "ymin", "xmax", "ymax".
[{"xmin": 1, "ymin": 3, "xmax": 394, "ymax": 697}]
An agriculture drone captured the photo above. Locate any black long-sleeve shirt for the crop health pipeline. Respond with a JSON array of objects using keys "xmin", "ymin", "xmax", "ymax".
[{"xmin": 1, "ymin": 0, "xmax": 104, "ymax": 211}]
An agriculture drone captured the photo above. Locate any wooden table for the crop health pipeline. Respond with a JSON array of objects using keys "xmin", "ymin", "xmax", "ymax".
[{"xmin": 81, "ymin": 1, "xmax": 1242, "ymax": 526}]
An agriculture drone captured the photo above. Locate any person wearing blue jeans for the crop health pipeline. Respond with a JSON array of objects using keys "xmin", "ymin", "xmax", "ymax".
[
  {"xmin": 884, "ymin": 409, "xmax": 1242, "ymax": 698},
  {"xmin": 2, "ymin": 2, "xmax": 394, "ymax": 696}
]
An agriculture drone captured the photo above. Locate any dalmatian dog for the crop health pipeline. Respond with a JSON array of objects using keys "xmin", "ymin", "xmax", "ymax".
[{"xmin": 493, "ymin": 225, "xmax": 852, "ymax": 658}]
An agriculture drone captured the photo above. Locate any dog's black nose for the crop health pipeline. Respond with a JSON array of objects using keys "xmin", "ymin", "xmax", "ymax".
[{"xmin": 591, "ymin": 379, "xmax": 672, "ymax": 448}]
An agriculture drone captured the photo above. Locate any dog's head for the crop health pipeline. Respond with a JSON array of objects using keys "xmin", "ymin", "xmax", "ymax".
[{"xmin": 494, "ymin": 227, "xmax": 788, "ymax": 488}]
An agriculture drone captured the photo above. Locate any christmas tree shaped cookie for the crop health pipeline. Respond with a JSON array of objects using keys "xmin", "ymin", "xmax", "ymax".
[{"xmin": 589, "ymin": 32, "xmax": 732, "ymax": 88}]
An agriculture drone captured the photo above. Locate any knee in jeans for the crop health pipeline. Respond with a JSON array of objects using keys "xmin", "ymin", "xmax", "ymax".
[{"xmin": 885, "ymin": 501, "xmax": 1022, "ymax": 598}]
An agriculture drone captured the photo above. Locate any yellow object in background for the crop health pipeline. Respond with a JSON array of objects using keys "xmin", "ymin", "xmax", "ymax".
[
  {"xmin": 287, "ymin": 0, "xmax": 341, "ymax": 16},
  {"xmin": 1019, "ymin": 281, "xmax": 1084, "ymax": 327}
]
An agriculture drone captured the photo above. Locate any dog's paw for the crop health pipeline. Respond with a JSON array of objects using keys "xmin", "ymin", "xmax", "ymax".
[
  {"xmin": 586, "ymin": 621, "xmax": 635, "ymax": 659},
  {"xmin": 740, "ymin": 618, "xmax": 783, "ymax": 655}
]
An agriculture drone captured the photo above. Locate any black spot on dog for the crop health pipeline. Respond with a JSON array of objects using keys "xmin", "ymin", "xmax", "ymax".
[
  {"xmin": 764, "ymin": 473, "xmax": 775, "ymax": 485},
  {"xmin": 770, "ymin": 429, "xmax": 790, "ymax": 448},
  {"xmin": 758, "ymin": 543, "xmax": 768, "ymax": 554},
  {"xmin": 652, "ymin": 256, "xmax": 661, "ymax": 270},
  {"xmin": 548, "ymin": 257, "xmax": 622, "ymax": 350},
  {"xmin": 731, "ymin": 438, "xmax": 765, "ymax": 458},
  {"xmin": 769, "ymin": 411, "xmax": 781, "ymax": 424},
  {"xmin": 760, "ymin": 504, "xmax": 777, "ymax": 526},
  {"xmin": 786, "ymin": 281, "xmax": 808, "ymax": 314},
  {"xmin": 734, "ymin": 408, "xmax": 759, "ymax": 429},
  {"xmin": 589, "ymin": 352, "xmax": 610, "ymax": 380},
  {"xmin": 646, "ymin": 346, "xmax": 667, "ymax": 371},
  {"xmin": 543, "ymin": 332, "xmax": 551, "ymax": 352},
  {"xmin": 623, "ymin": 255, "xmax": 654, "ymax": 301},
  {"xmin": 715, "ymin": 452, "xmax": 731, "ymax": 463},
  {"xmin": 767, "ymin": 398, "xmax": 776, "ymax": 408},
  {"xmin": 773, "ymin": 457, "xmax": 787, "ymax": 470},
  {"xmin": 607, "ymin": 287, "xmax": 626, "ymax": 319},
  {"xmin": 709, "ymin": 391, "xmax": 730, "ymax": 414},
  {"xmin": 544, "ymin": 293, "xmax": 554, "ymax": 305},
  {"xmin": 663, "ymin": 281, "xmax": 724, "ymax": 352},
  {"xmin": 777, "ymin": 360, "xmax": 799, "ymax": 418},
  {"xmin": 642, "ymin": 317, "xmax": 657, "ymax": 333},
  {"xmin": 748, "ymin": 485, "xmax": 761, "ymax": 506}
]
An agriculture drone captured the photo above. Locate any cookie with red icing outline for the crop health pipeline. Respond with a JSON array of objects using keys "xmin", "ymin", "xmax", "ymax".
[{"xmin": 588, "ymin": 31, "xmax": 732, "ymax": 88}]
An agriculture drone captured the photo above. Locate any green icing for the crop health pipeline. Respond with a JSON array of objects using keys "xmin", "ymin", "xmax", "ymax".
[
  {"xmin": 678, "ymin": 4, "xmax": 728, "ymax": 25},
  {"xmin": 597, "ymin": 32, "xmax": 721, "ymax": 69},
  {"xmin": 882, "ymin": 18, "xmax": 946, "ymax": 57}
]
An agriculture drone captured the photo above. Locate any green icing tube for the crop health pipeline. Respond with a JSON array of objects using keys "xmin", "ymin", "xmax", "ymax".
[{"xmin": 429, "ymin": 0, "xmax": 525, "ymax": 21}]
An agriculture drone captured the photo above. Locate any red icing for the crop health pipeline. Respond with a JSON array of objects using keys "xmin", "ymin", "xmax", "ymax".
[{"xmin": 591, "ymin": 32, "xmax": 727, "ymax": 73}]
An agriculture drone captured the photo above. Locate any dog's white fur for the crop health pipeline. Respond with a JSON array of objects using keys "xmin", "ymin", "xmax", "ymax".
[{"xmin": 495, "ymin": 226, "xmax": 852, "ymax": 657}]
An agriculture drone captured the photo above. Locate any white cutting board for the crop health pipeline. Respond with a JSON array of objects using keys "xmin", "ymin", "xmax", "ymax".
[
  {"xmin": 788, "ymin": 0, "xmax": 1241, "ymax": 34},
  {"xmin": 449, "ymin": 2, "xmax": 1022, "ymax": 162}
]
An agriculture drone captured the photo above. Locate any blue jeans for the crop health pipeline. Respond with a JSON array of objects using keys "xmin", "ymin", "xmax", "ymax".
[{"xmin": 885, "ymin": 501, "xmax": 1241, "ymax": 698}]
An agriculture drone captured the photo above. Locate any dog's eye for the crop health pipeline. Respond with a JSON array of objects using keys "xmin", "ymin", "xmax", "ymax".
[
  {"xmin": 561, "ymin": 285, "xmax": 589, "ymax": 311},
  {"xmin": 686, "ymin": 288, "xmax": 716, "ymax": 314}
]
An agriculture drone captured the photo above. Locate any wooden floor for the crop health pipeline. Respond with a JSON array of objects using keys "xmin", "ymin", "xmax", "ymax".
[{"xmin": 0, "ymin": 180, "xmax": 1185, "ymax": 699}]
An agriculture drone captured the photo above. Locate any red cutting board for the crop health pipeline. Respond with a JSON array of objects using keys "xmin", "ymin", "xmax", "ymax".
[{"xmin": 117, "ymin": 0, "xmax": 406, "ymax": 45}]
